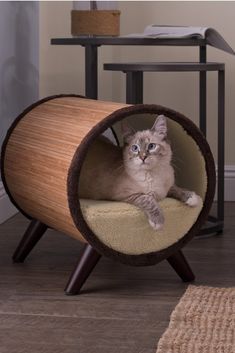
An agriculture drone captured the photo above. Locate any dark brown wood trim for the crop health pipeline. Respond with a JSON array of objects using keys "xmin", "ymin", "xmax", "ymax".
[
  {"xmin": 167, "ymin": 250, "xmax": 195, "ymax": 282},
  {"xmin": 65, "ymin": 244, "xmax": 102, "ymax": 295},
  {"xmin": 12, "ymin": 219, "xmax": 48, "ymax": 263}
]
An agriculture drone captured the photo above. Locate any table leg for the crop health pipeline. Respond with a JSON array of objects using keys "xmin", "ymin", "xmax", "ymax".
[
  {"xmin": 217, "ymin": 69, "xmax": 225, "ymax": 223},
  {"xmin": 126, "ymin": 71, "xmax": 143, "ymax": 104},
  {"xmin": 198, "ymin": 46, "xmax": 224, "ymax": 235},
  {"xmin": 85, "ymin": 45, "xmax": 98, "ymax": 99},
  {"xmin": 199, "ymin": 45, "xmax": 207, "ymax": 136}
]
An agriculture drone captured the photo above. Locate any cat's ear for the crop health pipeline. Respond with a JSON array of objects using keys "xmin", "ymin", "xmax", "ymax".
[
  {"xmin": 121, "ymin": 120, "xmax": 135, "ymax": 142},
  {"xmin": 151, "ymin": 115, "xmax": 167, "ymax": 140}
]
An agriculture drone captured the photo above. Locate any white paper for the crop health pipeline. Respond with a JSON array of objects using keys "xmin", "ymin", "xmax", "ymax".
[
  {"xmin": 143, "ymin": 25, "xmax": 208, "ymax": 38},
  {"xmin": 125, "ymin": 25, "xmax": 235, "ymax": 55}
]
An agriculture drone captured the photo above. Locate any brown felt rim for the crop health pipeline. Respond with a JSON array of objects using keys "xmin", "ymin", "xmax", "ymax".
[{"xmin": 67, "ymin": 103, "xmax": 216, "ymax": 266}]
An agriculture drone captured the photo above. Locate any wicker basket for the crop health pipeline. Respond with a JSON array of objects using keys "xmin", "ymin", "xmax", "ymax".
[{"xmin": 71, "ymin": 10, "xmax": 120, "ymax": 36}]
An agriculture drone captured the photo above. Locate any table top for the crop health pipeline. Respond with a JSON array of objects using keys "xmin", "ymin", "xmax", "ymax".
[
  {"xmin": 104, "ymin": 62, "xmax": 225, "ymax": 72},
  {"xmin": 51, "ymin": 36, "xmax": 207, "ymax": 47}
]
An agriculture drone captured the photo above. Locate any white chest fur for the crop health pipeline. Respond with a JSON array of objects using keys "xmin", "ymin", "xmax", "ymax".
[{"xmin": 133, "ymin": 167, "xmax": 174, "ymax": 200}]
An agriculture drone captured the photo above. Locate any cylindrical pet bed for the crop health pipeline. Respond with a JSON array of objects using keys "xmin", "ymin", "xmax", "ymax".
[{"xmin": 1, "ymin": 95, "xmax": 215, "ymax": 269}]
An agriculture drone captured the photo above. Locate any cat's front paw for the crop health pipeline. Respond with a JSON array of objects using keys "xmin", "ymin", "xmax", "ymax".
[
  {"xmin": 148, "ymin": 212, "xmax": 164, "ymax": 231},
  {"xmin": 185, "ymin": 192, "xmax": 200, "ymax": 207},
  {"xmin": 149, "ymin": 220, "xmax": 163, "ymax": 231}
]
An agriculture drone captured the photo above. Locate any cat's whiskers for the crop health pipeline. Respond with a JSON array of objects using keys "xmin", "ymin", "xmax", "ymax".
[
  {"xmin": 112, "ymin": 163, "xmax": 124, "ymax": 173},
  {"xmin": 171, "ymin": 156, "xmax": 185, "ymax": 172},
  {"xmin": 171, "ymin": 160, "xmax": 180, "ymax": 173}
]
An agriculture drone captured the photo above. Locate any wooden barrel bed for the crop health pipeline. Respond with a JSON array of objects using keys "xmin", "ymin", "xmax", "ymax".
[{"xmin": 1, "ymin": 95, "xmax": 215, "ymax": 294}]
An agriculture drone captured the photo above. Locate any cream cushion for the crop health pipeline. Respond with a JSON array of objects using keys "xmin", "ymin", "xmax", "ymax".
[{"xmin": 80, "ymin": 197, "xmax": 203, "ymax": 255}]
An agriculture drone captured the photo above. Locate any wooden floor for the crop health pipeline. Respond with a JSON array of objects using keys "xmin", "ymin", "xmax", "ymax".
[{"xmin": 0, "ymin": 203, "xmax": 234, "ymax": 353}]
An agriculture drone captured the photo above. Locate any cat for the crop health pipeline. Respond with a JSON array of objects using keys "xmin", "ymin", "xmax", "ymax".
[{"xmin": 79, "ymin": 115, "xmax": 200, "ymax": 230}]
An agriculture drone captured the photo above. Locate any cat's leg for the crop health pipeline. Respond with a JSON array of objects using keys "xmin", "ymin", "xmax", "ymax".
[
  {"xmin": 125, "ymin": 193, "xmax": 164, "ymax": 230},
  {"xmin": 168, "ymin": 185, "xmax": 200, "ymax": 207}
]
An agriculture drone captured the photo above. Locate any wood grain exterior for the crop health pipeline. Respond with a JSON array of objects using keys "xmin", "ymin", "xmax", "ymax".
[{"xmin": 3, "ymin": 96, "xmax": 126, "ymax": 243}]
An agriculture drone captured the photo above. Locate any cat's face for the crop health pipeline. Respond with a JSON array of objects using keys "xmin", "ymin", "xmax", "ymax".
[{"xmin": 122, "ymin": 115, "xmax": 172, "ymax": 171}]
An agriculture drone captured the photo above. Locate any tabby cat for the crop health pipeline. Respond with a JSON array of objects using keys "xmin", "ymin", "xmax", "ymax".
[{"xmin": 79, "ymin": 115, "xmax": 200, "ymax": 230}]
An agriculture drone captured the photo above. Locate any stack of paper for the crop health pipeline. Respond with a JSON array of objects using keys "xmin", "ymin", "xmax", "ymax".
[{"xmin": 125, "ymin": 25, "xmax": 234, "ymax": 55}]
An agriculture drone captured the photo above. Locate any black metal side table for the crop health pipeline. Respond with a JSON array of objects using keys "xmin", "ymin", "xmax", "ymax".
[{"xmin": 104, "ymin": 61, "xmax": 225, "ymax": 235}]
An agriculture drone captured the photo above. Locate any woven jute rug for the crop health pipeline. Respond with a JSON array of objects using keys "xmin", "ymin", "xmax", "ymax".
[{"xmin": 156, "ymin": 285, "xmax": 235, "ymax": 353}]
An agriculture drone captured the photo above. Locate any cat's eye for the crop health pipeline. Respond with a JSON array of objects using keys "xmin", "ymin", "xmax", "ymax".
[
  {"xmin": 148, "ymin": 143, "xmax": 158, "ymax": 151},
  {"xmin": 131, "ymin": 144, "xmax": 140, "ymax": 153}
]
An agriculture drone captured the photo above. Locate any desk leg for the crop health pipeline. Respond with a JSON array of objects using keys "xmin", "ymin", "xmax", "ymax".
[
  {"xmin": 85, "ymin": 45, "xmax": 98, "ymax": 99},
  {"xmin": 200, "ymin": 72, "xmax": 207, "ymax": 135},
  {"xmin": 217, "ymin": 70, "xmax": 225, "ymax": 223},
  {"xmin": 198, "ymin": 46, "xmax": 224, "ymax": 236},
  {"xmin": 126, "ymin": 71, "xmax": 143, "ymax": 104},
  {"xmin": 199, "ymin": 46, "xmax": 207, "ymax": 136}
]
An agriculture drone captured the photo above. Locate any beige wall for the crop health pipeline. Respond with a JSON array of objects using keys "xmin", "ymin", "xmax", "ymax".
[
  {"xmin": 40, "ymin": 1, "xmax": 235, "ymax": 165},
  {"xmin": 39, "ymin": 1, "xmax": 114, "ymax": 101}
]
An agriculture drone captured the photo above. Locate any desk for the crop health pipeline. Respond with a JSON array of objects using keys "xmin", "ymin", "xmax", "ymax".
[{"xmin": 51, "ymin": 36, "xmax": 224, "ymax": 234}]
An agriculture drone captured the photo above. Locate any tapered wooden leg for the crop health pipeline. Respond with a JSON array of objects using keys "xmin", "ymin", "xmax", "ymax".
[
  {"xmin": 65, "ymin": 244, "xmax": 102, "ymax": 295},
  {"xmin": 167, "ymin": 250, "xmax": 195, "ymax": 282},
  {"xmin": 13, "ymin": 219, "xmax": 47, "ymax": 263}
]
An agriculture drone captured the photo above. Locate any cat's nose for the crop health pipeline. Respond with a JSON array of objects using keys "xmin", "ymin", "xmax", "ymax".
[{"xmin": 140, "ymin": 154, "xmax": 147, "ymax": 162}]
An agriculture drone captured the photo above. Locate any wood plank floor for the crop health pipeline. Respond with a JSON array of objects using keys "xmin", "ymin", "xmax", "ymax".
[{"xmin": 0, "ymin": 203, "xmax": 234, "ymax": 353}]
